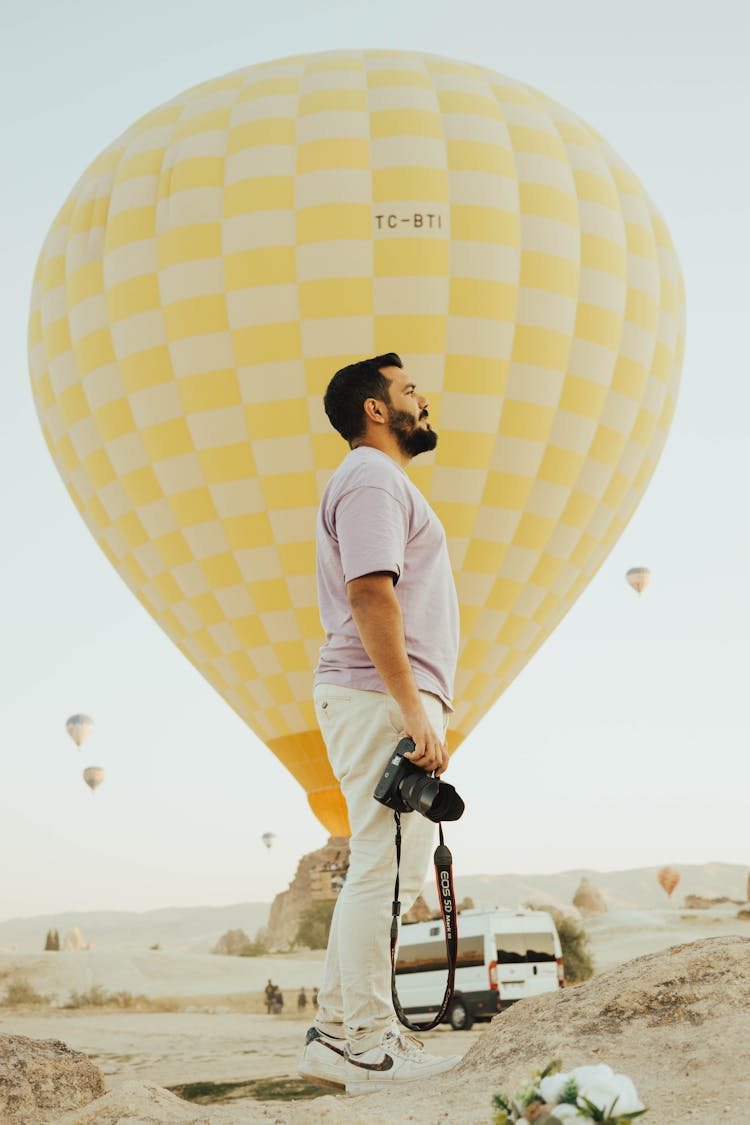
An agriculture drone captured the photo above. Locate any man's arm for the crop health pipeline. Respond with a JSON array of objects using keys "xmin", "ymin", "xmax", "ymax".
[{"xmin": 347, "ymin": 573, "xmax": 448, "ymax": 775}]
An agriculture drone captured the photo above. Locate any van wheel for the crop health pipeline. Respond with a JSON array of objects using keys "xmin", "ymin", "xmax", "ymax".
[{"xmin": 449, "ymin": 999, "xmax": 473, "ymax": 1030}]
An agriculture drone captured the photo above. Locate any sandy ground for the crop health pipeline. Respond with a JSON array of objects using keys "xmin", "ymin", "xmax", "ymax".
[{"xmin": 0, "ymin": 1010, "xmax": 480, "ymax": 1088}]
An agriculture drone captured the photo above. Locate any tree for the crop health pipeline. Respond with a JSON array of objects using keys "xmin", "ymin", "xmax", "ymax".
[
  {"xmin": 295, "ymin": 901, "xmax": 336, "ymax": 950},
  {"xmin": 212, "ymin": 928, "xmax": 252, "ymax": 956},
  {"xmin": 43, "ymin": 929, "xmax": 60, "ymax": 951}
]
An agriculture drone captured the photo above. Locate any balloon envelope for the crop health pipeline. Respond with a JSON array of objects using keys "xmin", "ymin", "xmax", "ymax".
[
  {"xmin": 657, "ymin": 865, "xmax": 680, "ymax": 897},
  {"xmin": 66, "ymin": 714, "xmax": 94, "ymax": 748},
  {"xmin": 82, "ymin": 767, "xmax": 105, "ymax": 792},
  {"xmin": 29, "ymin": 50, "xmax": 684, "ymax": 835},
  {"xmin": 261, "ymin": 832, "xmax": 276, "ymax": 849},
  {"xmin": 626, "ymin": 566, "xmax": 651, "ymax": 594}
]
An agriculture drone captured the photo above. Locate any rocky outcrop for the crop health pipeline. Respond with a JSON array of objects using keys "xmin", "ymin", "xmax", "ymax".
[
  {"xmin": 0, "ymin": 1034, "xmax": 105, "ymax": 1123},
  {"xmin": 266, "ymin": 837, "xmax": 350, "ymax": 949},
  {"xmin": 57, "ymin": 1081, "xmax": 210, "ymax": 1123},
  {"xmin": 683, "ymin": 894, "xmax": 743, "ymax": 909},
  {"xmin": 572, "ymin": 876, "xmax": 607, "ymax": 915},
  {"xmin": 402, "ymin": 893, "xmax": 433, "ymax": 924},
  {"xmin": 62, "ymin": 927, "xmax": 89, "ymax": 952}
]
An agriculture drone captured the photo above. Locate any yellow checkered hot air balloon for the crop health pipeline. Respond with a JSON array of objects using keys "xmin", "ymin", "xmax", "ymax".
[{"xmin": 29, "ymin": 50, "xmax": 685, "ymax": 835}]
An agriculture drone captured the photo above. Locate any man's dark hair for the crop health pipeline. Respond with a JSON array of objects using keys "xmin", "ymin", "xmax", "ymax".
[{"xmin": 323, "ymin": 353, "xmax": 403, "ymax": 444}]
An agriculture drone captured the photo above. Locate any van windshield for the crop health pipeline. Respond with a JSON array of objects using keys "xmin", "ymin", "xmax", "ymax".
[{"xmin": 495, "ymin": 931, "xmax": 556, "ymax": 964}]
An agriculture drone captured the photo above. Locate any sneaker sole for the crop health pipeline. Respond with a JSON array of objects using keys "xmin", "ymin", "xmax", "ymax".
[
  {"xmin": 298, "ymin": 1067, "xmax": 346, "ymax": 1090},
  {"xmin": 346, "ymin": 1074, "xmax": 424, "ymax": 1094}
]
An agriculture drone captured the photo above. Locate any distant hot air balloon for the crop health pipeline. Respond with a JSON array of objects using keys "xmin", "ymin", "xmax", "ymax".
[
  {"xmin": 261, "ymin": 832, "xmax": 276, "ymax": 850},
  {"xmin": 657, "ymin": 865, "xmax": 680, "ymax": 897},
  {"xmin": 82, "ymin": 767, "xmax": 105, "ymax": 793},
  {"xmin": 626, "ymin": 567, "xmax": 652, "ymax": 595},
  {"xmin": 66, "ymin": 714, "xmax": 94, "ymax": 748},
  {"xmin": 29, "ymin": 50, "xmax": 684, "ymax": 836}
]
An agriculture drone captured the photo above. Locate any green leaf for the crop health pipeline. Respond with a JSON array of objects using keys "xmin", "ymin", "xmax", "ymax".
[
  {"xmin": 540, "ymin": 1058, "xmax": 563, "ymax": 1079},
  {"xmin": 578, "ymin": 1095, "xmax": 606, "ymax": 1121},
  {"xmin": 492, "ymin": 1093, "xmax": 513, "ymax": 1112}
]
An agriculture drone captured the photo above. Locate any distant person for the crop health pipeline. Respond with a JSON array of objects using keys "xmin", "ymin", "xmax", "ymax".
[
  {"xmin": 272, "ymin": 985, "xmax": 284, "ymax": 1014},
  {"xmin": 297, "ymin": 986, "xmax": 308, "ymax": 1012},
  {"xmin": 264, "ymin": 979, "xmax": 275, "ymax": 1015},
  {"xmin": 312, "ymin": 987, "xmax": 319, "ymax": 1009}
]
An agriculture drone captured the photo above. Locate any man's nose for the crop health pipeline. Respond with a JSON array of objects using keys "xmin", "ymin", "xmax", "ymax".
[{"xmin": 418, "ymin": 395, "xmax": 429, "ymax": 410}]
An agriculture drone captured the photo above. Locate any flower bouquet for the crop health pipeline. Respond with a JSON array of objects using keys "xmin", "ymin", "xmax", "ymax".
[{"xmin": 492, "ymin": 1060, "xmax": 647, "ymax": 1123}]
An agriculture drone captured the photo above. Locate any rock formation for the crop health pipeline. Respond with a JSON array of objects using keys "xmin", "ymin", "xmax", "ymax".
[
  {"xmin": 266, "ymin": 837, "xmax": 350, "ymax": 949},
  {"xmin": 0, "ymin": 1034, "xmax": 105, "ymax": 1123},
  {"xmin": 62, "ymin": 927, "xmax": 89, "ymax": 952},
  {"xmin": 572, "ymin": 876, "xmax": 607, "ymax": 915},
  {"xmin": 683, "ymin": 894, "xmax": 742, "ymax": 909},
  {"xmin": 402, "ymin": 893, "xmax": 433, "ymax": 924}
]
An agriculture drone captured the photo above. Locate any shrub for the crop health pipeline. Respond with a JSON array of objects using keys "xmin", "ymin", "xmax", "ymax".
[
  {"xmin": 2, "ymin": 978, "xmax": 49, "ymax": 1006},
  {"xmin": 64, "ymin": 985, "xmax": 110, "ymax": 1008},
  {"xmin": 525, "ymin": 903, "xmax": 595, "ymax": 984},
  {"xmin": 212, "ymin": 928, "xmax": 252, "ymax": 956},
  {"xmin": 213, "ymin": 927, "xmax": 270, "ymax": 957},
  {"xmin": 239, "ymin": 928, "xmax": 271, "ymax": 957},
  {"xmin": 295, "ymin": 901, "xmax": 336, "ymax": 950}
]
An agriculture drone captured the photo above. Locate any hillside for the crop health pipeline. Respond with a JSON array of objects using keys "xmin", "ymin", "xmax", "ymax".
[
  {"xmin": 0, "ymin": 903, "xmax": 270, "ymax": 955},
  {"xmin": 2, "ymin": 861, "xmax": 747, "ymax": 955},
  {"xmin": 437, "ymin": 861, "xmax": 749, "ymax": 912}
]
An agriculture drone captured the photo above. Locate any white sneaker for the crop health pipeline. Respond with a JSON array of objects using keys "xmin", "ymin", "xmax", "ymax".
[
  {"xmin": 297, "ymin": 1026, "xmax": 348, "ymax": 1089},
  {"xmin": 344, "ymin": 1025, "xmax": 461, "ymax": 1094}
]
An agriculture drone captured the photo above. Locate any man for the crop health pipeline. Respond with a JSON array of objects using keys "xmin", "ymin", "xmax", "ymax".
[
  {"xmin": 297, "ymin": 353, "xmax": 461, "ymax": 1094},
  {"xmin": 298, "ymin": 986, "xmax": 308, "ymax": 1013}
]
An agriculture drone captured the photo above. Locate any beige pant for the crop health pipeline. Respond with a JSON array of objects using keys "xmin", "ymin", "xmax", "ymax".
[{"xmin": 313, "ymin": 683, "xmax": 447, "ymax": 1053}]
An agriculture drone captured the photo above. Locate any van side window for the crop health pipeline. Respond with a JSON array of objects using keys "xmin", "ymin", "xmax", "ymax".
[
  {"xmin": 396, "ymin": 934, "xmax": 484, "ymax": 975},
  {"xmin": 495, "ymin": 932, "xmax": 556, "ymax": 963}
]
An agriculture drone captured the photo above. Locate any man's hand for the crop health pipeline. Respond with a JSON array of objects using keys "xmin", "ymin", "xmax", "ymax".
[{"xmin": 400, "ymin": 703, "xmax": 449, "ymax": 775}]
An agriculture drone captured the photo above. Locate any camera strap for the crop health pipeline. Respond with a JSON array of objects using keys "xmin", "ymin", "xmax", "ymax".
[{"xmin": 389, "ymin": 811, "xmax": 458, "ymax": 1032}]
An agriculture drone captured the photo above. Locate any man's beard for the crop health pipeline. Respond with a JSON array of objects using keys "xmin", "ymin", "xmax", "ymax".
[{"xmin": 388, "ymin": 408, "xmax": 438, "ymax": 457}]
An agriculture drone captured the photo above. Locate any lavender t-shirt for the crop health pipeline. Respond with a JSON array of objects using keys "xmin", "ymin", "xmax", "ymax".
[{"xmin": 314, "ymin": 446, "xmax": 459, "ymax": 709}]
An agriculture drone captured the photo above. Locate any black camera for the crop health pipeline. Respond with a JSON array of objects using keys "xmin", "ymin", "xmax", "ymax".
[{"xmin": 373, "ymin": 737, "xmax": 465, "ymax": 822}]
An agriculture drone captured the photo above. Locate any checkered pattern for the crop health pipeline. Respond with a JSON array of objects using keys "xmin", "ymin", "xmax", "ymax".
[{"xmin": 28, "ymin": 50, "xmax": 685, "ymax": 835}]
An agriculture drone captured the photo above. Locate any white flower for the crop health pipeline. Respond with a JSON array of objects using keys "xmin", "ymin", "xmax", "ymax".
[
  {"xmin": 552, "ymin": 1107, "xmax": 582, "ymax": 1121},
  {"xmin": 570, "ymin": 1064, "xmax": 615, "ymax": 1088},
  {"xmin": 538, "ymin": 1072, "xmax": 571, "ymax": 1104},
  {"xmin": 578, "ymin": 1072, "xmax": 645, "ymax": 1117}
]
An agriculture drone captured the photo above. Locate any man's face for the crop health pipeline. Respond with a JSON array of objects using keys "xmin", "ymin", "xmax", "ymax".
[{"xmin": 381, "ymin": 367, "xmax": 438, "ymax": 457}]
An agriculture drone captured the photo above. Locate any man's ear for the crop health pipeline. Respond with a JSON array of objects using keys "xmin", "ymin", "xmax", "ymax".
[{"xmin": 363, "ymin": 397, "xmax": 386, "ymax": 425}]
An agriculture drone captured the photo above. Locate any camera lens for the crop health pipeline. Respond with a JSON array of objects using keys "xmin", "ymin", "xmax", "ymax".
[{"xmin": 398, "ymin": 772, "xmax": 440, "ymax": 815}]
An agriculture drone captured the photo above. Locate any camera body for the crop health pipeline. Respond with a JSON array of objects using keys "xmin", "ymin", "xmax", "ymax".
[{"xmin": 373, "ymin": 737, "xmax": 464, "ymax": 822}]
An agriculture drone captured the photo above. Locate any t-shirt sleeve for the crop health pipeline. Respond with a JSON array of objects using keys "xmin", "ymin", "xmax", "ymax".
[{"xmin": 333, "ymin": 485, "xmax": 409, "ymax": 585}]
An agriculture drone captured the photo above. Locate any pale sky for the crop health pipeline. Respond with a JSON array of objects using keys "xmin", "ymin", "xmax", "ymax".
[{"xmin": 2, "ymin": 0, "xmax": 748, "ymax": 919}]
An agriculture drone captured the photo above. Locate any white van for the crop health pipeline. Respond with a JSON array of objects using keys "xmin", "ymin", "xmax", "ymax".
[{"xmin": 395, "ymin": 907, "xmax": 564, "ymax": 1029}]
